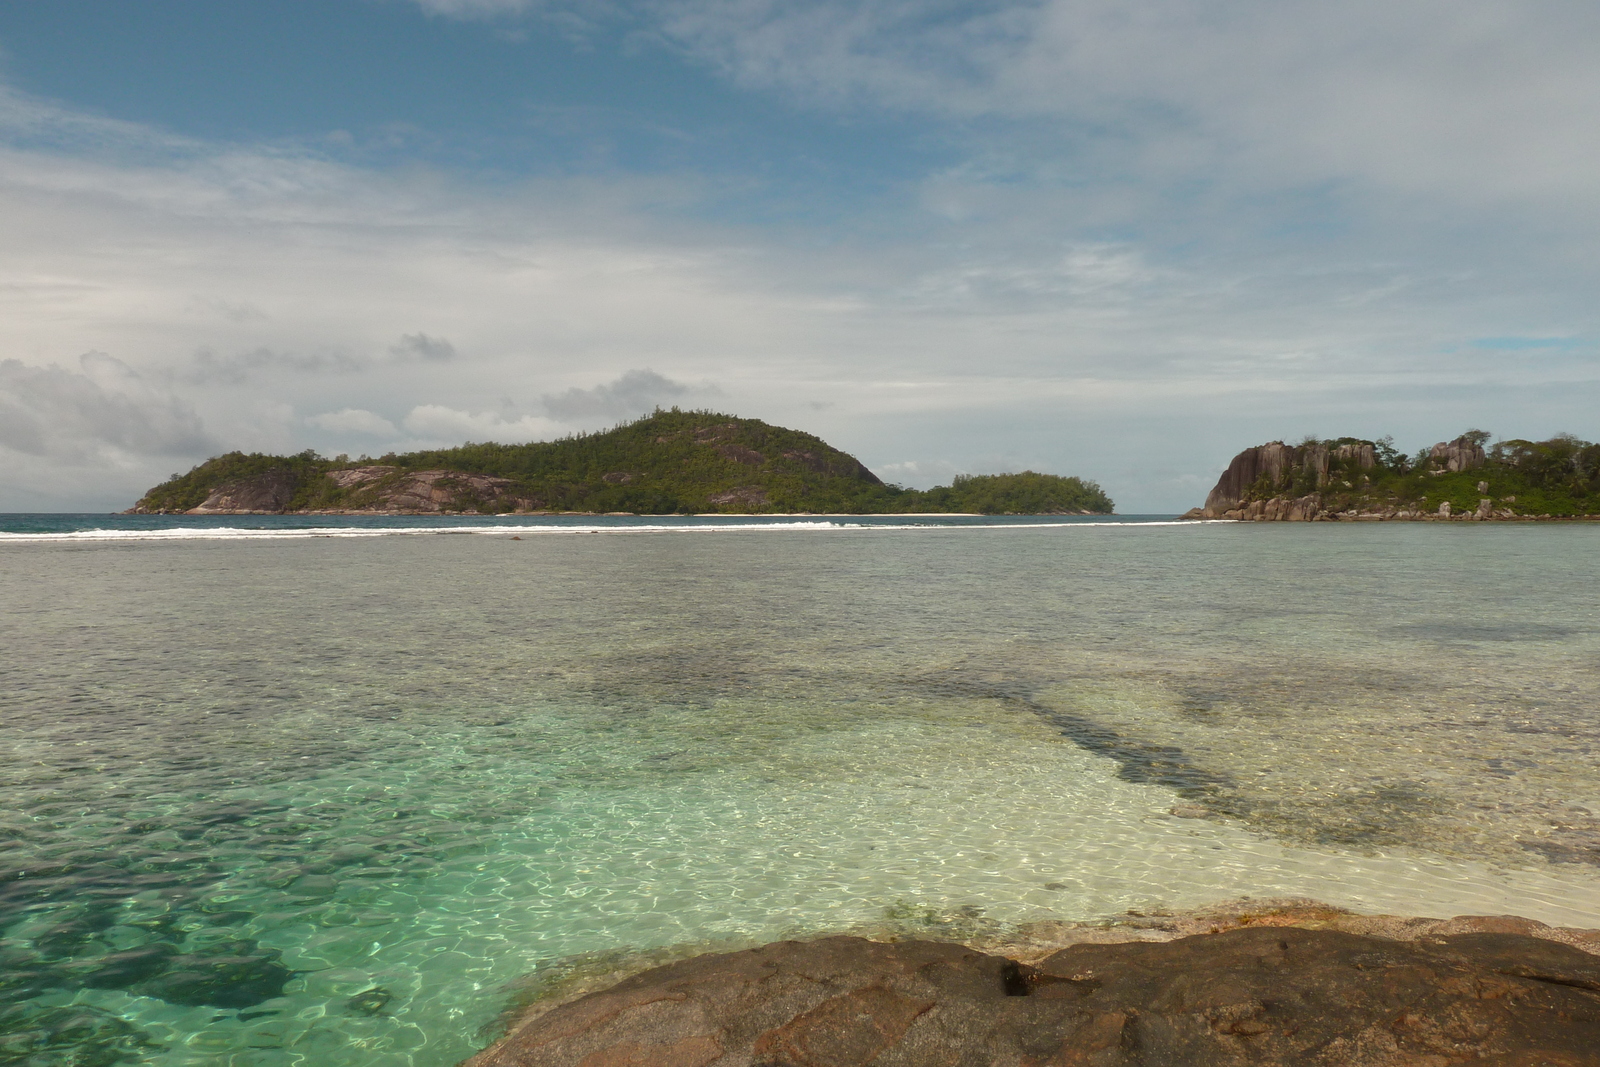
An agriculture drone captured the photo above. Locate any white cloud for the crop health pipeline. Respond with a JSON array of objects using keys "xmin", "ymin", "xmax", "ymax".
[
  {"xmin": 541, "ymin": 368, "xmax": 698, "ymax": 422},
  {"xmin": 410, "ymin": 0, "xmax": 538, "ymax": 16},
  {"xmin": 2, "ymin": 26, "xmax": 1598, "ymax": 514},
  {"xmin": 182, "ymin": 347, "xmax": 368, "ymax": 385},
  {"xmin": 653, "ymin": 0, "xmax": 1600, "ymax": 210},
  {"xmin": 871, "ymin": 457, "xmax": 960, "ymax": 488},
  {"xmin": 400, "ymin": 404, "xmax": 564, "ymax": 443},
  {"xmin": 0, "ymin": 354, "xmax": 215, "ymax": 462},
  {"xmin": 390, "ymin": 332, "xmax": 458, "ymax": 362},
  {"xmin": 306, "ymin": 408, "xmax": 401, "ymax": 436}
]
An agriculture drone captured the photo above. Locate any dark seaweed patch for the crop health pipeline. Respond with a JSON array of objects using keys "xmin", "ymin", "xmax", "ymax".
[
  {"xmin": 69, "ymin": 939, "xmax": 290, "ymax": 1008},
  {"xmin": 0, "ymin": 1004, "xmax": 164, "ymax": 1067},
  {"xmin": 922, "ymin": 673, "xmax": 1235, "ymax": 799},
  {"xmin": 345, "ymin": 987, "xmax": 394, "ymax": 1016},
  {"xmin": 1393, "ymin": 621, "xmax": 1582, "ymax": 644}
]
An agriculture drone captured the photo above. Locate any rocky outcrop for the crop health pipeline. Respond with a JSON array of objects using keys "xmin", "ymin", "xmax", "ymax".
[
  {"xmin": 706, "ymin": 486, "xmax": 769, "ymax": 508},
  {"xmin": 1201, "ymin": 442, "xmax": 1299, "ymax": 515},
  {"xmin": 353, "ymin": 470, "xmax": 538, "ymax": 513},
  {"xmin": 187, "ymin": 470, "xmax": 300, "ymax": 514},
  {"xmin": 325, "ymin": 466, "xmax": 395, "ymax": 489},
  {"xmin": 184, "ymin": 467, "xmax": 541, "ymax": 515},
  {"xmin": 1430, "ymin": 435, "xmax": 1486, "ymax": 473},
  {"xmin": 716, "ymin": 444, "xmax": 766, "ymax": 466},
  {"xmin": 465, "ymin": 919, "xmax": 1600, "ymax": 1067},
  {"xmin": 1184, "ymin": 435, "xmax": 1509, "ymax": 521},
  {"xmin": 1198, "ymin": 440, "xmax": 1378, "ymax": 518}
]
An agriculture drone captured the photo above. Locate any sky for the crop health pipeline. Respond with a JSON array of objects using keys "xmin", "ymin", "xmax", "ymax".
[{"xmin": 2, "ymin": 0, "xmax": 1598, "ymax": 512}]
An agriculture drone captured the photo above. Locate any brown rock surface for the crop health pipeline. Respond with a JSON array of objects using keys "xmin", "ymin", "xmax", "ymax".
[
  {"xmin": 1202, "ymin": 442, "xmax": 1299, "ymax": 515},
  {"xmin": 371, "ymin": 470, "xmax": 535, "ymax": 512},
  {"xmin": 325, "ymin": 465, "xmax": 396, "ymax": 489},
  {"xmin": 187, "ymin": 469, "xmax": 300, "ymax": 513},
  {"xmin": 466, "ymin": 925, "xmax": 1600, "ymax": 1067}
]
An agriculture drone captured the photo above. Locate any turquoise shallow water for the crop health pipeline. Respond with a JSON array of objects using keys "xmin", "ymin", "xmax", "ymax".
[{"xmin": 3, "ymin": 517, "xmax": 1599, "ymax": 1066}]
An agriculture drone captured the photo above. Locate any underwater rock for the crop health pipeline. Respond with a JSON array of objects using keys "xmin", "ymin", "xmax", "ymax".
[{"xmin": 465, "ymin": 925, "xmax": 1600, "ymax": 1066}]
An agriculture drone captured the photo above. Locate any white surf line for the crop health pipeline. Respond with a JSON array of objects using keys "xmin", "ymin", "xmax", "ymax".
[{"xmin": 0, "ymin": 519, "xmax": 1214, "ymax": 543}]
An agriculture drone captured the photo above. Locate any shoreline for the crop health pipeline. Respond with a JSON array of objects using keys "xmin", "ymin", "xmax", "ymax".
[
  {"xmin": 1188, "ymin": 513, "xmax": 1600, "ymax": 522},
  {"xmin": 119, "ymin": 509, "xmax": 1087, "ymax": 518},
  {"xmin": 121, "ymin": 506, "xmax": 1600, "ymax": 520}
]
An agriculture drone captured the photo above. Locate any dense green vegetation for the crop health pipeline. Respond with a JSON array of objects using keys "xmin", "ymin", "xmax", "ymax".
[
  {"xmin": 139, "ymin": 450, "xmax": 331, "ymax": 513},
  {"xmin": 911, "ymin": 471, "xmax": 1114, "ymax": 515},
  {"xmin": 132, "ymin": 409, "xmax": 1114, "ymax": 515},
  {"xmin": 1240, "ymin": 431, "xmax": 1600, "ymax": 517}
]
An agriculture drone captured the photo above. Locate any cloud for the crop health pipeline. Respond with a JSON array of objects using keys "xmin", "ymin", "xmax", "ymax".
[
  {"xmin": 900, "ymin": 243, "xmax": 1157, "ymax": 309},
  {"xmin": 400, "ymin": 404, "xmax": 563, "ymax": 443},
  {"xmin": 871, "ymin": 457, "xmax": 960, "ymax": 488},
  {"xmin": 411, "ymin": 0, "xmax": 538, "ymax": 16},
  {"xmin": 2, "ymin": 31, "xmax": 1598, "ymax": 513},
  {"xmin": 390, "ymin": 332, "xmax": 458, "ymax": 362},
  {"xmin": 182, "ymin": 347, "xmax": 368, "ymax": 385},
  {"xmin": 306, "ymin": 408, "xmax": 400, "ymax": 436},
  {"xmin": 653, "ymin": 0, "xmax": 1600, "ymax": 209},
  {"xmin": 0, "ymin": 354, "xmax": 215, "ymax": 462},
  {"xmin": 408, "ymin": 0, "xmax": 626, "ymax": 36},
  {"xmin": 541, "ymin": 368, "xmax": 696, "ymax": 422},
  {"xmin": 178, "ymin": 335, "xmax": 454, "ymax": 386}
]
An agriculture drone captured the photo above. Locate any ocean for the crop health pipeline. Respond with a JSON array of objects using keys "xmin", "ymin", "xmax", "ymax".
[{"xmin": 3, "ymin": 514, "xmax": 1598, "ymax": 1066}]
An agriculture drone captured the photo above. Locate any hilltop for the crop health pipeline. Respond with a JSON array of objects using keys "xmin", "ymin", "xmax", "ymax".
[
  {"xmin": 1183, "ymin": 431, "xmax": 1600, "ymax": 520},
  {"xmin": 128, "ymin": 410, "xmax": 1113, "ymax": 516}
]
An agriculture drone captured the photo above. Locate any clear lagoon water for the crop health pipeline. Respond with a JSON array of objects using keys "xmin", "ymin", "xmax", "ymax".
[{"xmin": 3, "ymin": 514, "xmax": 1599, "ymax": 1066}]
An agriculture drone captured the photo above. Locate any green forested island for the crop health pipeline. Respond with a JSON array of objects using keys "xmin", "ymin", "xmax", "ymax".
[
  {"xmin": 1186, "ymin": 430, "xmax": 1600, "ymax": 520},
  {"xmin": 130, "ymin": 409, "xmax": 1114, "ymax": 516}
]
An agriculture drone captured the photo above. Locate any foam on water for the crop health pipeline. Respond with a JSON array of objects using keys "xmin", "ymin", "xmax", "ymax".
[
  {"xmin": 0, "ymin": 516, "xmax": 1199, "ymax": 543},
  {"xmin": 2, "ymin": 521, "xmax": 1597, "ymax": 1066}
]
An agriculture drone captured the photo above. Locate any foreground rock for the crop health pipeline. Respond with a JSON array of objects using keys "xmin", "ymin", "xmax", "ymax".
[{"xmin": 467, "ymin": 921, "xmax": 1600, "ymax": 1066}]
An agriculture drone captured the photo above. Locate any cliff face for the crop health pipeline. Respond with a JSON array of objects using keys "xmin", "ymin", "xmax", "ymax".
[
  {"xmin": 183, "ymin": 467, "xmax": 541, "ymax": 515},
  {"xmin": 186, "ymin": 470, "xmax": 301, "ymax": 514},
  {"xmin": 1202, "ymin": 441, "xmax": 1376, "ymax": 515}
]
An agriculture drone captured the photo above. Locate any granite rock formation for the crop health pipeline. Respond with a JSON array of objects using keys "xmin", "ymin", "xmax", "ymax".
[
  {"xmin": 1430, "ymin": 437, "xmax": 1486, "ymax": 473},
  {"xmin": 464, "ymin": 924, "xmax": 1600, "ymax": 1066},
  {"xmin": 188, "ymin": 466, "xmax": 540, "ymax": 515},
  {"xmin": 186, "ymin": 469, "xmax": 300, "ymax": 514},
  {"xmin": 333, "ymin": 469, "xmax": 539, "ymax": 513},
  {"xmin": 1197, "ymin": 440, "xmax": 1377, "ymax": 519},
  {"xmin": 1184, "ymin": 435, "xmax": 1507, "ymax": 521}
]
